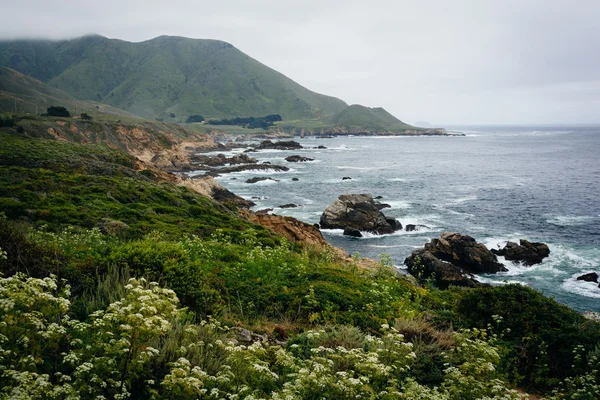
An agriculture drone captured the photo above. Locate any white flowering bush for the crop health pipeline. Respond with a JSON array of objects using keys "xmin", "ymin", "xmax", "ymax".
[{"xmin": 0, "ymin": 272, "xmax": 534, "ymax": 400}]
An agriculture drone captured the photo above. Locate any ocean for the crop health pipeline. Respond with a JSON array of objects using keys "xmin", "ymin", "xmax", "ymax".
[{"xmin": 203, "ymin": 126, "xmax": 600, "ymax": 313}]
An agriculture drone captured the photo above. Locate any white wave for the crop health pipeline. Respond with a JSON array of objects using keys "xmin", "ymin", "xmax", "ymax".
[
  {"xmin": 320, "ymin": 227, "xmax": 437, "ymax": 239},
  {"xmin": 227, "ymin": 168, "xmax": 295, "ymax": 175},
  {"xmin": 387, "ymin": 178, "xmax": 407, "ymax": 182},
  {"xmin": 386, "ymin": 200, "xmax": 412, "ymax": 209},
  {"xmin": 248, "ymin": 179, "xmax": 281, "ymax": 186},
  {"xmin": 448, "ymin": 196, "xmax": 477, "ymax": 204},
  {"xmin": 546, "ymin": 215, "xmax": 597, "ymax": 227},
  {"xmin": 335, "ymin": 165, "xmax": 388, "ymax": 171},
  {"xmin": 561, "ymin": 279, "xmax": 600, "ymax": 299},
  {"xmin": 477, "ymin": 276, "xmax": 529, "ymax": 286}
]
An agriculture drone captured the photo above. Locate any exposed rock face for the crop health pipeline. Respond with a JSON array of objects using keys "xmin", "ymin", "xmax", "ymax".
[
  {"xmin": 241, "ymin": 210, "xmax": 328, "ymax": 247},
  {"xmin": 285, "ymin": 155, "xmax": 314, "ymax": 162},
  {"xmin": 404, "ymin": 250, "xmax": 482, "ymax": 289},
  {"xmin": 279, "ymin": 203, "xmax": 298, "ymax": 208},
  {"xmin": 181, "ymin": 176, "xmax": 254, "ymax": 208},
  {"xmin": 190, "ymin": 153, "xmax": 257, "ymax": 167},
  {"xmin": 577, "ymin": 272, "xmax": 599, "ymax": 283},
  {"xmin": 342, "ymin": 177, "xmax": 352, "ymax": 180},
  {"xmin": 319, "ymin": 194, "xmax": 401, "ymax": 234},
  {"xmin": 424, "ymin": 232, "xmax": 507, "ymax": 274},
  {"xmin": 255, "ymin": 140, "xmax": 303, "ymax": 150},
  {"xmin": 211, "ymin": 187, "xmax": 255, "ymax": 208},
  {"xmin": 491, "ymin": 240, "xmax": 550, "ymax": 265},
  {"xmin": 404, "ymin": 232, "xmax": 507, "ymax": 288}
]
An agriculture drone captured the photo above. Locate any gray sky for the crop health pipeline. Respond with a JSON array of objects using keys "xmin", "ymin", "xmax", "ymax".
[{"xmin": 2, "ymin": 0, "xmax": 599, "ymax": 124}]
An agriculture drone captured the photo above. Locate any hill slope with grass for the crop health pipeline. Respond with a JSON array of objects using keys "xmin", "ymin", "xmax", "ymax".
[
  {"xmin": 0, "ymin": 126, "xmax": 599, "ymax": 397},
  {"xmin": 325, "ymin": 104, "xmax": 415, "ymax": 131},
  {"xmin": 0, "ymin": 66, "xmax": 137, "ymax": 118},
  {"xmin": 0, "ymin": 35, "xmax": 348, "ymax": 121}
]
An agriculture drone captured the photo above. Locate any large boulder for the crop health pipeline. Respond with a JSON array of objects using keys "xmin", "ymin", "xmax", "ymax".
[
  {"xmin": 491, "ymin": 239, "xmax": 550, "ymax": 265},
  {"xmin": 424, "ymin": 232, "xmax": 507, "ymax": 274},
  {"xmin": 285, "ymin": 155, "xmax": 314, "ymax": 162},
  {"xmin": 404, "ymin": 250, "xmax": 482, "ymax": 289},
  {"xmin": 404, "ymin": 232, "xmax": 507, "ymax": 288},
  {"xmin": 255, "ymin": 140, "xmax": 303, "ymax": 150},
  {"xmin": 576, "ymin": 272, "xmax": 599, "ymax": 283},
  {"xmin": 320, "ymin": 194, "xmax": 401, "ymax": 234}
]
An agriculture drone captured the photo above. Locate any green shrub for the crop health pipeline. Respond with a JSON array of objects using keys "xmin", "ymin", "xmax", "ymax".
[{"xmin": 457, "ymin": 284, "xmax": 600, "ymax": 391}]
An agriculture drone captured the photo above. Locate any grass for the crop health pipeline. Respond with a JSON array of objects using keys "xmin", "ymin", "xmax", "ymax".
[{"xmin": 0, "ymin": 132, "xmax": 273, "ymax": 241}]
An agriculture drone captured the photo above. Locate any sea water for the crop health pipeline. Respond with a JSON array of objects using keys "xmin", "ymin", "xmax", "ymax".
[{"xmin": 210, "ymin": 126, "xmax": 600, "ymax": 312}]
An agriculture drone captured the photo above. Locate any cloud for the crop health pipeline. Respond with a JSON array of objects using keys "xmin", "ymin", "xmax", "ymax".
[{"xmin": 1, "ymin": 0, "xmax": 599, "ymax": 124}]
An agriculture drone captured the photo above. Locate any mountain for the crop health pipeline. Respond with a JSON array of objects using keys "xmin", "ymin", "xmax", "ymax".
[
  {"xmin": 0, "ymin": 66, "xmax": 136, "ymax": 117},
  {"xmin": 325, "ymin": 105, "xmax": 414, "ymax": 131},
  {"xmin": 0, "ymin": 35, "xmax": 347, "ymax": 121}
]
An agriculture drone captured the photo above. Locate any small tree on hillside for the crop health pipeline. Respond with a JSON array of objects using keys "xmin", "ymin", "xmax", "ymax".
[
  {"xmin": 45, "ymin": 106, "xmax": 70, "ymax": 117},
  {"xmin": 185, "ymin": 114, "xmax": 205, "ymax": 124}
]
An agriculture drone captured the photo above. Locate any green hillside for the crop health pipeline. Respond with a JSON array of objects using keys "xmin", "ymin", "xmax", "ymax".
[
  {"xmin": 0, "ymin": 66, "xmax": 137, "ymax": 118},
  {"xmin": 0, "ymin": 35, "xmax": 348, "ymax": 121},
  {"xmin": 326, "ymin": 104, "xmax": 415, "ymax": 131}
]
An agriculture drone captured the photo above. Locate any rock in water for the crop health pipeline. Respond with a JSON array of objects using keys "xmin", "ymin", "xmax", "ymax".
[
  {"xmin": 245, "ymin": 177, "xmax": 279, "ymax": 184},
  {"xmin": 255, "ymin": 140, "xmax": 303, "ymax": 150},
  {"xmin": 405, "ymin": 224, "xmax": 429, "ymax": 232},
  {"xmin": 576, "ymin": 272, "xmax": 599, "ymax": 283},
  {"xmin": 404, "ymin": 232, "xmax": 507, "ymax": 288},
  {"xmin": 404, "ymin": 250, "xmax": 482, "ymax": 289},
  {"xmin": 343, "ymin": 229, "xmax": 363, "ymax": 238},
  {"xmin": 285, "ymin": 155, "xmax": 314, "ymax": 162},
  {"xmin": 424, "ymin": 232, "xmax": 507, "ymax": 274},
  {"xmin": 320, "ymin": 194, "xmax": 401, "ymax": 234},
  {"xmin": 491, "ymin": 239, "xmax": 550, "ymax": 265}
]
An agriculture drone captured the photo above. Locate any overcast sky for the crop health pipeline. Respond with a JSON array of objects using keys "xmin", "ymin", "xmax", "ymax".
[{"xmin": 1, "ymin": 0, "xmax": 599, "ymax": 124}]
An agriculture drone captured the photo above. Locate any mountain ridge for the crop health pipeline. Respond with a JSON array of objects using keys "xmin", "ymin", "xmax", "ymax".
[{"xmin": 0, "ymin": 35, "xmax": 349, "ymax": 121}]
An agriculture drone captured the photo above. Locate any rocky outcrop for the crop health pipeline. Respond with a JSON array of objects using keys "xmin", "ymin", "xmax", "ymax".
[
  {"xmin": 320, "ymin": 194, "xmax": 401, "ymax": 234},
  {"xmin": 246, "ymin": 177, "xmax": 279, "ymax": 184},
  {"xmin": 491, "ymin": 240, "xmax": 550, "ymax": 265},
  {"xmin": 404, "ymin": 250, "xmax": 482, "ymax": 289},
  {"xmin": 343, "ymin": 229, "xmax": 363, "ymax": 238},
  {"xmin": 240, "ymin": 210, "xmax": 327, "ymax": 247},
  {"xmin": 285, "ymin": 155, "xmax": 314, "ymax": 162},
  {"xmin": 211, "ymin": 164, "xmax": 289, "ymax": 174},
  {"xmin": 255, "ymin": 140, "xmax": 303, "ymax": 150},
  {"xmin": 279, "ymin": 203, "xmax": 298, "ymax": 208},
  {"xmin": 190, "ymin": 153, "xmax": 257, "ymax": 167},
  {"xmin": 424, "ymin": 232, "xmax": 507, "ymax": 274},
  {"xmin": 181, "ymin": 176, "xmax": 255, "ymax": 208},
  {"xmin": 577, "ymin": 272, "xmax": 599, "ymax": 283},
  {"xmin": 404, "ymin": 232, "xmax": 507, "ymax": 288}
]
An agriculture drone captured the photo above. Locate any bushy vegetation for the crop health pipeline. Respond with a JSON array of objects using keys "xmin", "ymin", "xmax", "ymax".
[
  {"xmin": 43, "ymin": 105, "xmax": 71, "ymax": 117},
  {"xmin": 207, "ymin": 114, "xmax": 282, "ymax": 129},
  {"xmin": 0, "ymin": 133, "xmax": 599, "ymax": 398},
  {"xmin": 0, "ymin": 113, "xmax": 14, "ymax": 127},
  {"xmin": 185, "ymin": 114, "xmax": 205, "ymax": 123}
]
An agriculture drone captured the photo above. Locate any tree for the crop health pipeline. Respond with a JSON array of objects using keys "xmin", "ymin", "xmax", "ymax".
[
  {"xmin": 80, "ymin": 113, "xmax": 93, "ymax": 121},
  {"xmin": 185, "ymin": 114, "xmax": 205, "ymax": 124},
  {"xmin": 44, "ymin": 106, "xmax": 70, "ymax": 118}
]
